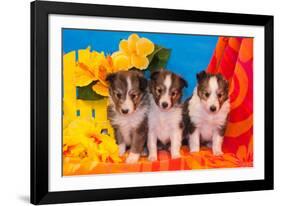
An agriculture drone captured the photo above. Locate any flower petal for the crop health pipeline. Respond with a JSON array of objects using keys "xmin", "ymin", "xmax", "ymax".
[
  {"xmin": 90, "ymin": 53, "xmax": 113, "ymax": 85},
  {"xmin": 92, "ymin": 81, "xmax": 109, "ymax": 96},
  {"xmin": 131, "ymin": 54, "xmax": 149, "ymax": 70},
  {"xmin": 111, "ymin": 51, "xmax": 124, "ymax": 59},
  {"xmin": 91, "ymin": 51, "xmax": 106, "ymax": 71},
  {"xmin": 78, "ymin": 47, "xmax": 91, "ymax": 66},
  {"xmin": 136, "ymin": 38, "xmax": 154, "ymax": 56},
  {"xmin": 112, "ymin": 53, "xmax": 132, "ymax": 71},
  {"xmin": 119, "ymin": 40, "xmax": 130, "ymax": 54},
  {"xmin": 75, "ymin": 63, "xmax": 96, "ymax": 86},
  {"xmin": 128, "ymin": 34, "xmax": 139, "ymax": 53}
]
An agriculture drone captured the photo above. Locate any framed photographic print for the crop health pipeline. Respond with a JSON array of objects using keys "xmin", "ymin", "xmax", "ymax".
[{"xmin": 31, "ymin": 0, "xmax": 274, "ymax": 204}]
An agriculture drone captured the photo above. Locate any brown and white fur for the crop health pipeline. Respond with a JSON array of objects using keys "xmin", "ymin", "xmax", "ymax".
[
  {"xmin": 148, "ymin": 69, "xmax": 187, "ymax": 161},
  {"xmin": 106, "ymin": 70, "xmax": 149, "ymax": 164},
  {"xmin": 183, "ymin": 71, "xmax": 230, "ymax": 156}
]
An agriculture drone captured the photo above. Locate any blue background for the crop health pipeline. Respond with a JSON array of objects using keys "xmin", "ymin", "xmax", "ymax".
[{"xmin": 63, "ymin": 29, "xmax": 218, "ymax": 99}]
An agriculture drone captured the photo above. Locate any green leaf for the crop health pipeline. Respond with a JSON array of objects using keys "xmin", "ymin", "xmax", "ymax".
[
  {"xmin": 147, "ymin": 44, "xmax": 171, "ymax": 72},
  {"xmin": 147, "ymin": 45, "xmax": 162, "ymax": 62},
  {"xmin": 77, "ymin": 81, "xmax": 105, "ymax": 100}
]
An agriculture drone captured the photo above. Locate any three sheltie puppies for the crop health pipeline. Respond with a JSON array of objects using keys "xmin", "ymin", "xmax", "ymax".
[{"xmin": 106, "ymin": 69, "xmax": 229, "ymax": 163}]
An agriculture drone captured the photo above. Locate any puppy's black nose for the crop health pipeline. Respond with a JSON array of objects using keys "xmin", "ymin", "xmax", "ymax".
[
  {"xmin": 121, "ymin": 109, "xmax": 129, "ymax": 114},
  {"xmin": 210, "ymin": 105, "xmax": 217, "ymax": 112},
  {"xmin": 161, "ymin": 102, "xmax": 168, "ymax": 109}
]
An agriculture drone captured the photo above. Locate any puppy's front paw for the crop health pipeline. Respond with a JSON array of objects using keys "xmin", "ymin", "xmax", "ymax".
[
  {"xmin": 190, "ymin": 148, "xmax": 200, "ymax": 153},
  {"xmin": 213, "ymin": 150, "xmax": 223, "ymax": 156},
  {"xmin": 118, "ymin": 143, "xmax": 126, "ymax": 156},
  {"xmin": 126, "ymin": 152, "xmax": 140, "ymax": 164},
  {"xmin": 148, "ymin": 154, "xmax": 157, "ymax": 162},
  {"xmin": 171, "ymin": 152, "xmax": 181, "ymax": 159}
]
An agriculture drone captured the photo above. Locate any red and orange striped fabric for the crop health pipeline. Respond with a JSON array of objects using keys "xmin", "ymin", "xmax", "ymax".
[{"xmin": 63, "ymin": 37, "xmax": 253, "ymax": 176}]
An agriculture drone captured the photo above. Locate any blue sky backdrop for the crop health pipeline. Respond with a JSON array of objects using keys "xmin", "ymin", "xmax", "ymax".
[{"xmin": 63, "ymin": 29, "xmax": 218, "ymax": 99}]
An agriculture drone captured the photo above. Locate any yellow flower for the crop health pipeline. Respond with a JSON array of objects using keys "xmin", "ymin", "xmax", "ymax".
[
  {"xmin": 74, "ymin": 34, "xmax": 154, "ymax": 97},
  {"xmin": 75, "ymin": 48, "xmax": 114, "ymax": 96},
  {"xmin": 75, "ymin": 48, "xmax": 128, "ymax": 96},
  {"xmin": 91, "ymin": 54, "xmax": 114, "ymax": 97},
  {"xmin": 112, "ymin": 33, "xmax": 154, "ymax": 70},
  {"xmin": 63, "ymin": 118, "xmax": 121, "ymax": 164},
  {"xmin": 75, "ymin": 47, "xmax": 98, "ymax": 87}
]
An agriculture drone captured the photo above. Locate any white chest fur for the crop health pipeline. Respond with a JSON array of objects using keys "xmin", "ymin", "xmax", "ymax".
[
  {"xmin": 111, "ymin": 106, "xmax": 148, "ymax": 145},
  {"xmin": 148, "ymin": 95, "xmax": 183, "ymax": 144},
  {"xmin": 188, "ymin": 90, "xmax": 230, "ymax": 141}
]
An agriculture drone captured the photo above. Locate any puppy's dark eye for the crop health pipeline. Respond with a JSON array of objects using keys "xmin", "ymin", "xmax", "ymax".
[
  {"xmin": 205, "ymin": 92, "xmax": 210, "ymax": 98},
  {"xmin": 116, "ymin": 93, "xmax": 122, "ymax": 99},
  {"xmin": 130, "ymin": 93, "xmax": 137, "ymax": 100},
  {"xmin": 171, "ymin": 91, "xmax": 178, "ymax": 97},
  {"xmin": 156, "ymin": 88, "xmax": 162, "ymax": 94},
  {"xmin": 217, "ymin": 93, "xmax": 222, "ymax": 98}
]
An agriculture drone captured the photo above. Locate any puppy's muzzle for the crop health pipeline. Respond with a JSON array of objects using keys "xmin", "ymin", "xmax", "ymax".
[
  {"xmin": 210, "ymin": 105, "xmax": 217, "ymax": 112},
  {"xmin": 121, "ymin": 109, "xmax": 129, "ymax": 114},
  {"xmin": 161, "ymin": 102, "xmax": 169, "ymax": 109}
]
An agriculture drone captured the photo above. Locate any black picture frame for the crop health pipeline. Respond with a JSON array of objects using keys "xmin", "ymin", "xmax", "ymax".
[{"xmin": 31, "ymin": 0, "xmax": 274, "ymax": 204}]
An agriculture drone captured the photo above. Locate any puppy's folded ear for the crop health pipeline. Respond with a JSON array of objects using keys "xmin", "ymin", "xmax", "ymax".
[
  {"xmin": 150, "ymin": 70, "xmax": 161, "ymax": 81},
  {"xmin": 138, "ymin": 76, "xmax": 148, "ymax": 91},
  {"xmin": 196, "ymin": 70, "xmax": 207, "ymax": 82},
  {"xmin": 106, "ymin": 73, "xmax": 117, "ymax": 84},
  {"xmin": 225, "ymin": 80, "xmax": 230, "ymax": 94},
  {"xmin": 148, "ymin": 81, "xmax": 152, "ymax": 93},
  {"xmin": 216, "ymin": 73, "xmax": 229, "ymax": 92},
  {"xmin": 180, "ymin": 77, "xmax": 188, "ymax": 88},
  {"xmin": 133, "ymin": 70, "xmax": 148, "ymax": 91}
]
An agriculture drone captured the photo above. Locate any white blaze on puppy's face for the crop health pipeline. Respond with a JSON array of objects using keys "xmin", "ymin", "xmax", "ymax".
[
  {"xmin": 159, "ymin": 74, "xmax": 172, "ymax": 110},
  {"xmin": 120, "ymin": 77, "xmax": 135, "ymax": 115},
  {"xmin": 203, "ymin": 76, "xmax": 220, "ymax": 113},
  {"xmin": 198, "ymin": 76, "xmax": 220, "ymax": 113}
]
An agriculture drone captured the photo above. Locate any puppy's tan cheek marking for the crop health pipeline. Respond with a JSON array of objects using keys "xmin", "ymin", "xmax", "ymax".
[
  {"xmin": 218, "ymin": 93, "xmax": 228, "ymax": 108},
  {"xmin": 154, "ymin": 88, "xmax": 160, "ymax": 98},
  {"xmin": 171, "ymin": 94, "xmax": 179, "ymax": 105},
  {"xmin": 198, "ymin": 91, "xmax": 207, "ymax": 101},
  {"xmin": 218, "ymin": 96, "xmax": 223, "ymax": 107},
  {"xmin": 111, "ymin": 94, "xmax": 124, "ymax": 113},
  {"xmin": 133, "ymin": 95, "xmax": 141, "ymax": 110},
  {"xmin": 117, "ymin": 100, "xmax": 124, "ymax": 112},
  {"xmin": 153, "ymin": 87, "xmax": 161, "ymax": 105},
  {"xmin": 110, "ymin": 94, "xmax": 118, "ymax": 106}
]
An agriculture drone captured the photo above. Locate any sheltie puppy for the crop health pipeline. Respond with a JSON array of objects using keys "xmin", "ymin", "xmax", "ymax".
[
  {"xmin": 147, "ymin": 69, "xmax": 187, "ymax": 161},
  {"xmin": 183, "ymin": 71, "xmax": 230, "ymax": 155},
  {"xmin": 106, "ymin": 70, "xmax": 149, "ymax": 163}
]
